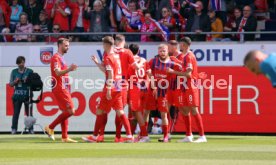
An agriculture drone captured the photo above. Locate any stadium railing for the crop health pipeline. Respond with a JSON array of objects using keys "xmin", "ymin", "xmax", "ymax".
[{"xmin": 1, "ymin": 31, "xmax": 276, "ymax": 42}]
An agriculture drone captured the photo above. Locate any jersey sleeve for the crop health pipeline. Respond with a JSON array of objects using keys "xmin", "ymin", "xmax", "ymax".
[
  {"xmin": 145, "ymin": 61, "xmax": 151, "ymax": 73},
  {"xmin": 185, "ymin": 54, "xmax": 194, "ymax": 70},
  {"xmin": 51, "ymin": 57, "xmax": 61, "ymax": 71},
  {"xmin": 174, "ymin": 63, "xmax": 183, "ymax": 72},
  {"xmin": 104, "ymin": 56, "xmax": 114, "ymax": 71},
  {"xmin": 127, "ymin": 50, "xmax": 135, "ymax": 65}
]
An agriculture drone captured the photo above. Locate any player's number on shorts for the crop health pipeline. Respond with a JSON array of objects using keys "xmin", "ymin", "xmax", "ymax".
[
  {"xmin": 135, "ymin": 68, "xmax": 145, "ymax": 78},
  {"xmin": 189, "ymin": 95, "xmax": 193, "ymax": 102}
]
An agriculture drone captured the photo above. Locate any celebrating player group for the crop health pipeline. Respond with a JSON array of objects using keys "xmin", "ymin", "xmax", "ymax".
[{"xmin": 45, "ymin": 35, "xmax": 207, "ymax": 143}]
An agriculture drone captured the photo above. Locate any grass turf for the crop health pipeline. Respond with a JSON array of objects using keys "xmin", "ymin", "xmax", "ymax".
[{"xmin": 0, "ymin": 134, "xmax": 276, "ymax": 165}]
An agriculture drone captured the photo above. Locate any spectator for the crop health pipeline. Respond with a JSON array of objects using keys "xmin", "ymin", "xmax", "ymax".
[
  {"xmin": 208, "ymin": 9, "xmax": 223, "ymax": 41},
  {"xmin": 66, "ymin": 0, "xmax": 89, "ymax": 41},
  {"xmin": 84, "ymin": 0, "xmax": 111, "ymax": 41},
  {"xmin": 154, "ymin": 0, "xmax": 172, "ymax": 20},
  {"xmin": 43, "ymin": 0, "xmax": 56, "ymax": 20},
  {"xmin": 109, "ymin": 0, "xmax": 129, "ymax": 30},
  {"xmin": 159, "ymin": 7, "xmax": 176, "ymax": 40},
  {"xmin": 233, "ymin": 5, "xmax": 257, "ymax": 41},
  {"xmin": 224, "ymin": 7, "xmax": 242, "ymax": 41},
  {"xmin": 45, "ymin": 24, "xmax": 65, "ymax": 42},
  {"xmin": 14, "ymin": 12, "xmax": 33, "ymax": 42},
  {"xmin": 234, "ymin": 0, "xmax": 255, "ymax": 10},
  {"xmin": 51, "ymin": 0, "xmax": 70, "ymax": 32},
  {"xmin": 209, "ymin": 0, "xmax": 227, "ymax": 25},
  {"xmin": 0, "ymin": 0, "xmax": 11, "ymax": 41},
  {"xmin": 185, "ymin": 0, "xmax": 211, "ymax": 41},
  {"xmin": 140, "ymin": 10, "xmax": 158, "ymax": 42},
  {"xmin": 23, "ymin": 0, "xmax": 43, "ymax": 25},
  {"xmin": 39, "ymin": 10, "xmax": 51, "ymax": 33},
  {"xmin": 119, "ymin": 0, "xmax": 141, "ymax": 41},
  {"xmin": 9, "ymin": 56, "xmax": 34, "ymax": 134},
  {"xmin": 1, "ymin": 27, "xmax": 14, "ymax": 42},
  {"xmin": 10, "ymin": 0, "xmax": 23, "ymax": 33},
  {"xmin": 31, "ymin": 24, "xmax": 44, "ymax": 41},
  {"xmin": 179, "ymin": 0, "xmax": 196, "ymax": 19}
]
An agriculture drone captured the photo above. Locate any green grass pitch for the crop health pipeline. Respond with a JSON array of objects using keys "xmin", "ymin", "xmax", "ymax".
[{"xmin": 0, "ymin": 134, "xmax": 276, "ymax": 165}]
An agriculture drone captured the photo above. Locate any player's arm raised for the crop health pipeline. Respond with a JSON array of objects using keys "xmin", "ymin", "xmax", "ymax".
[
  {"xmin": 55, "ymin": 64, "xmax": 77, "ymax": 77},
  {"xmin": 91, "ymin": 55, "xmax": 105, "ymax": 73}
]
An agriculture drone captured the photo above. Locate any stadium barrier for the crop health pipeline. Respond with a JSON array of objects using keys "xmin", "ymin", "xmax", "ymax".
[{"xmin": 1, "ymin": 42, "xmax": 276, "ymax": 133}]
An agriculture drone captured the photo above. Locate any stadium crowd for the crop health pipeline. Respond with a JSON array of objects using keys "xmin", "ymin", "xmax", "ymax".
[{"xmin": 0, "ymin": 0, "xmax": 271, "ymax": 42}]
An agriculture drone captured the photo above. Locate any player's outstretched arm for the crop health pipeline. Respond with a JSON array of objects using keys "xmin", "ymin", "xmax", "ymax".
[
  {"xmin": 167, "ymin": 68, "xmax": 192, "ymax": 78},
  {"xmin": 91, "ymin": 55, "xmax": 105, "ymax": 73},
  {"xmin": 55, "ymin": 64, "xmax": 77, "ymax": 77}
]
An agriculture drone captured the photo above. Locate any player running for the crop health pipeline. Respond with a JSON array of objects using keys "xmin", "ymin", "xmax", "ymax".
[{"xmin": 45, "ymin": 38, "xmax": 78, "ymax": 143}]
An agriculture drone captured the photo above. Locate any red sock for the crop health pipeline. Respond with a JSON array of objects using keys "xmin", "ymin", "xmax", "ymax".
[
  {"xmin": 193, "ymin": 113, "xmax": 204, "ymax": 136},
  {"xmin": 140, "ymin": 125, "xmax": 148, "ymax": 136},
  {"xmin": 120, "ymin": 115, "xmax": 132, "ymax": 136},
  {"xmin": 115, "ymin": 115, "xmax": 122, "ymax": 138},
  {"xmin": 49, "ymin": 111, "xmax": 72, "ymax": 129},
  {"xmin": 162, "ymin": 125, "xmax": 168, "ymax": 138},
  {"xmin": 99, "ymin": 113, "xmax": 108, "ymax": 136},
  {"xmin": 61, "ymin": 119, "xmax": 68, "ymax": 139},
  {"xmin": 93, "ymin": 114, "xmax": 104, "ymax": 136},
  {"xmin": 145, "ymin": 121, "xmax": 148, "ymax": 130},
  {"xmin": 183, "ymin": 115, "xmax": 192, "ymax": 136},
  {"xmin": 167, "ymin": 113, "xmax": 171, "ymax": 133}
]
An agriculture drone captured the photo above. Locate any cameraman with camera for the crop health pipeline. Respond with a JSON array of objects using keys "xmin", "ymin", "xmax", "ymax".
[{"xmin": 9, "ymin": 56, "xmax": 33, "ymax": 134}]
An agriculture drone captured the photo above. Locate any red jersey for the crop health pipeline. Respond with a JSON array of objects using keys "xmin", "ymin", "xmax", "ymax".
[
  {"xmin": 50, "ymin": 53, "xmax": 70, "ymax": 92},
  {"xmin": 103, "ymin": 52, "xmax": 122, "ymax": 92},
  {"xmin": 114, "ymin": 47, "xmax": 135, "ymax": 80},
  {"xmin": 183, "ymin": 51, "xmax": 198, "ymax": 80},
  {"xmin": 149, "ymin": 57, "xmax": 182, "ymax": 97},
  {"xmin": 52, "ymin": 0, "xmax": 69, "ymax": 31},
  {"xmin": 128, "ymin": 56, "xmax": 150, "ymax": 88}
]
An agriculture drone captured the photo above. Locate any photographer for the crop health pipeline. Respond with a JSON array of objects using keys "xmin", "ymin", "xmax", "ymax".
[{"xmin": 9, "ymin": 56, "xmax": 33, "ymax": 134}]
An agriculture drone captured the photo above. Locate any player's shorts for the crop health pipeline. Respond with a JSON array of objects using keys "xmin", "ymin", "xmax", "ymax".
[
  {"xmin": 129, "ymin": 85, "xmax": 147, "ymax": 112},
  {"xmin": 53, "ymin": 89, "xmax": 74, "ymax": 111},
  {"xmin": 183, "ymin": 88, "xmax": 199, "ymax": 107},
  {"xmin": 157, "ymin": 96, "xmax": 169, "ymax": 112},
  {"xmin": 98, "ymin": 90, "xmax": 123, "ymax": 113},
  {"xmin": 167, "ymin": 89, "xmax": 184, "ymax": 107},
  {"xmin": 121, "ymin": 88, "xmax": 128, "ymax": 107},
  {"xmin": 144, "ymin": 89, "xmax": 157, "ymax": 110}
]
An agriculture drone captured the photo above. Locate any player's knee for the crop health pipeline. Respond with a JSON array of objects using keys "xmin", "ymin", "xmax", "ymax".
[
  {"xmin": 191, "ymin": 107, "xmax": 199, "ymax": 115},
  {"xmin": 68, "ymin": 109, "xmax": 75, "ymax": 115}
]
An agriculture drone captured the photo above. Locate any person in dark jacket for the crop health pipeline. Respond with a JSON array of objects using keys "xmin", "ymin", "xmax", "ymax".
[
  {"xmin": 185, "ymin": 0, "xmax": 211, "ymax": 41},
  {"xmin": 233, "ymin": 5, "xmax": 257, "ymax": 41},
  {"xmin": 84, "ymin": 0, "xmax": 111, "ymax": 41}
]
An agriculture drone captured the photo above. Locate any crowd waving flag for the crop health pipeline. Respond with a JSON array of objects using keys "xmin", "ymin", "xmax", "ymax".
[
  {"xmin": 117, "ymin": 0, "xmax": 169, "ymax": 41},
  {"xmin": 209, "ymin": 0, "xmax": 221, "ymax": 11}
]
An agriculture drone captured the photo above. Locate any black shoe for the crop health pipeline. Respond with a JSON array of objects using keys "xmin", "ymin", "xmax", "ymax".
[{"xmin": 29, "ymin": 129, "xmax": 34, "ymax": 134}]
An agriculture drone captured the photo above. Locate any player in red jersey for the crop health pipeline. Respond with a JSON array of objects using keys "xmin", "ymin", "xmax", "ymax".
[
  {"xmin": 148, "ymin": 44, "xmax": 182, "ymax": 142},
  {"xmin": 113, "ymin": 34, "xmax": 143, "ymax": 141},
  {"xmin": 45, "ymin": 38, "xmax": 78, "ymax": 143},
  {"xmin": 168, "ymin": 37, "xmax": 207, "ymax": 143},
  {"xmin": 82, "ymin": 36, "xmax": 133, "ymax": 143},
  {"xmin": 128, "ymin": 43, "xmax": 151, "ymax": 142}
]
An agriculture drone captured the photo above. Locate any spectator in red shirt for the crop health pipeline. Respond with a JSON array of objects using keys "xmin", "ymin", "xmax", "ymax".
[
  {"xmin": 0, "ymin": 0, "xmax": 11, "ymax": 41},
  {"xmin": 51, "ymin": 0, "xmax": 70, "ymax": 32},
  {"xmin": 65, "ymin": 0, "xmax": 89, "ymax": 41}
]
